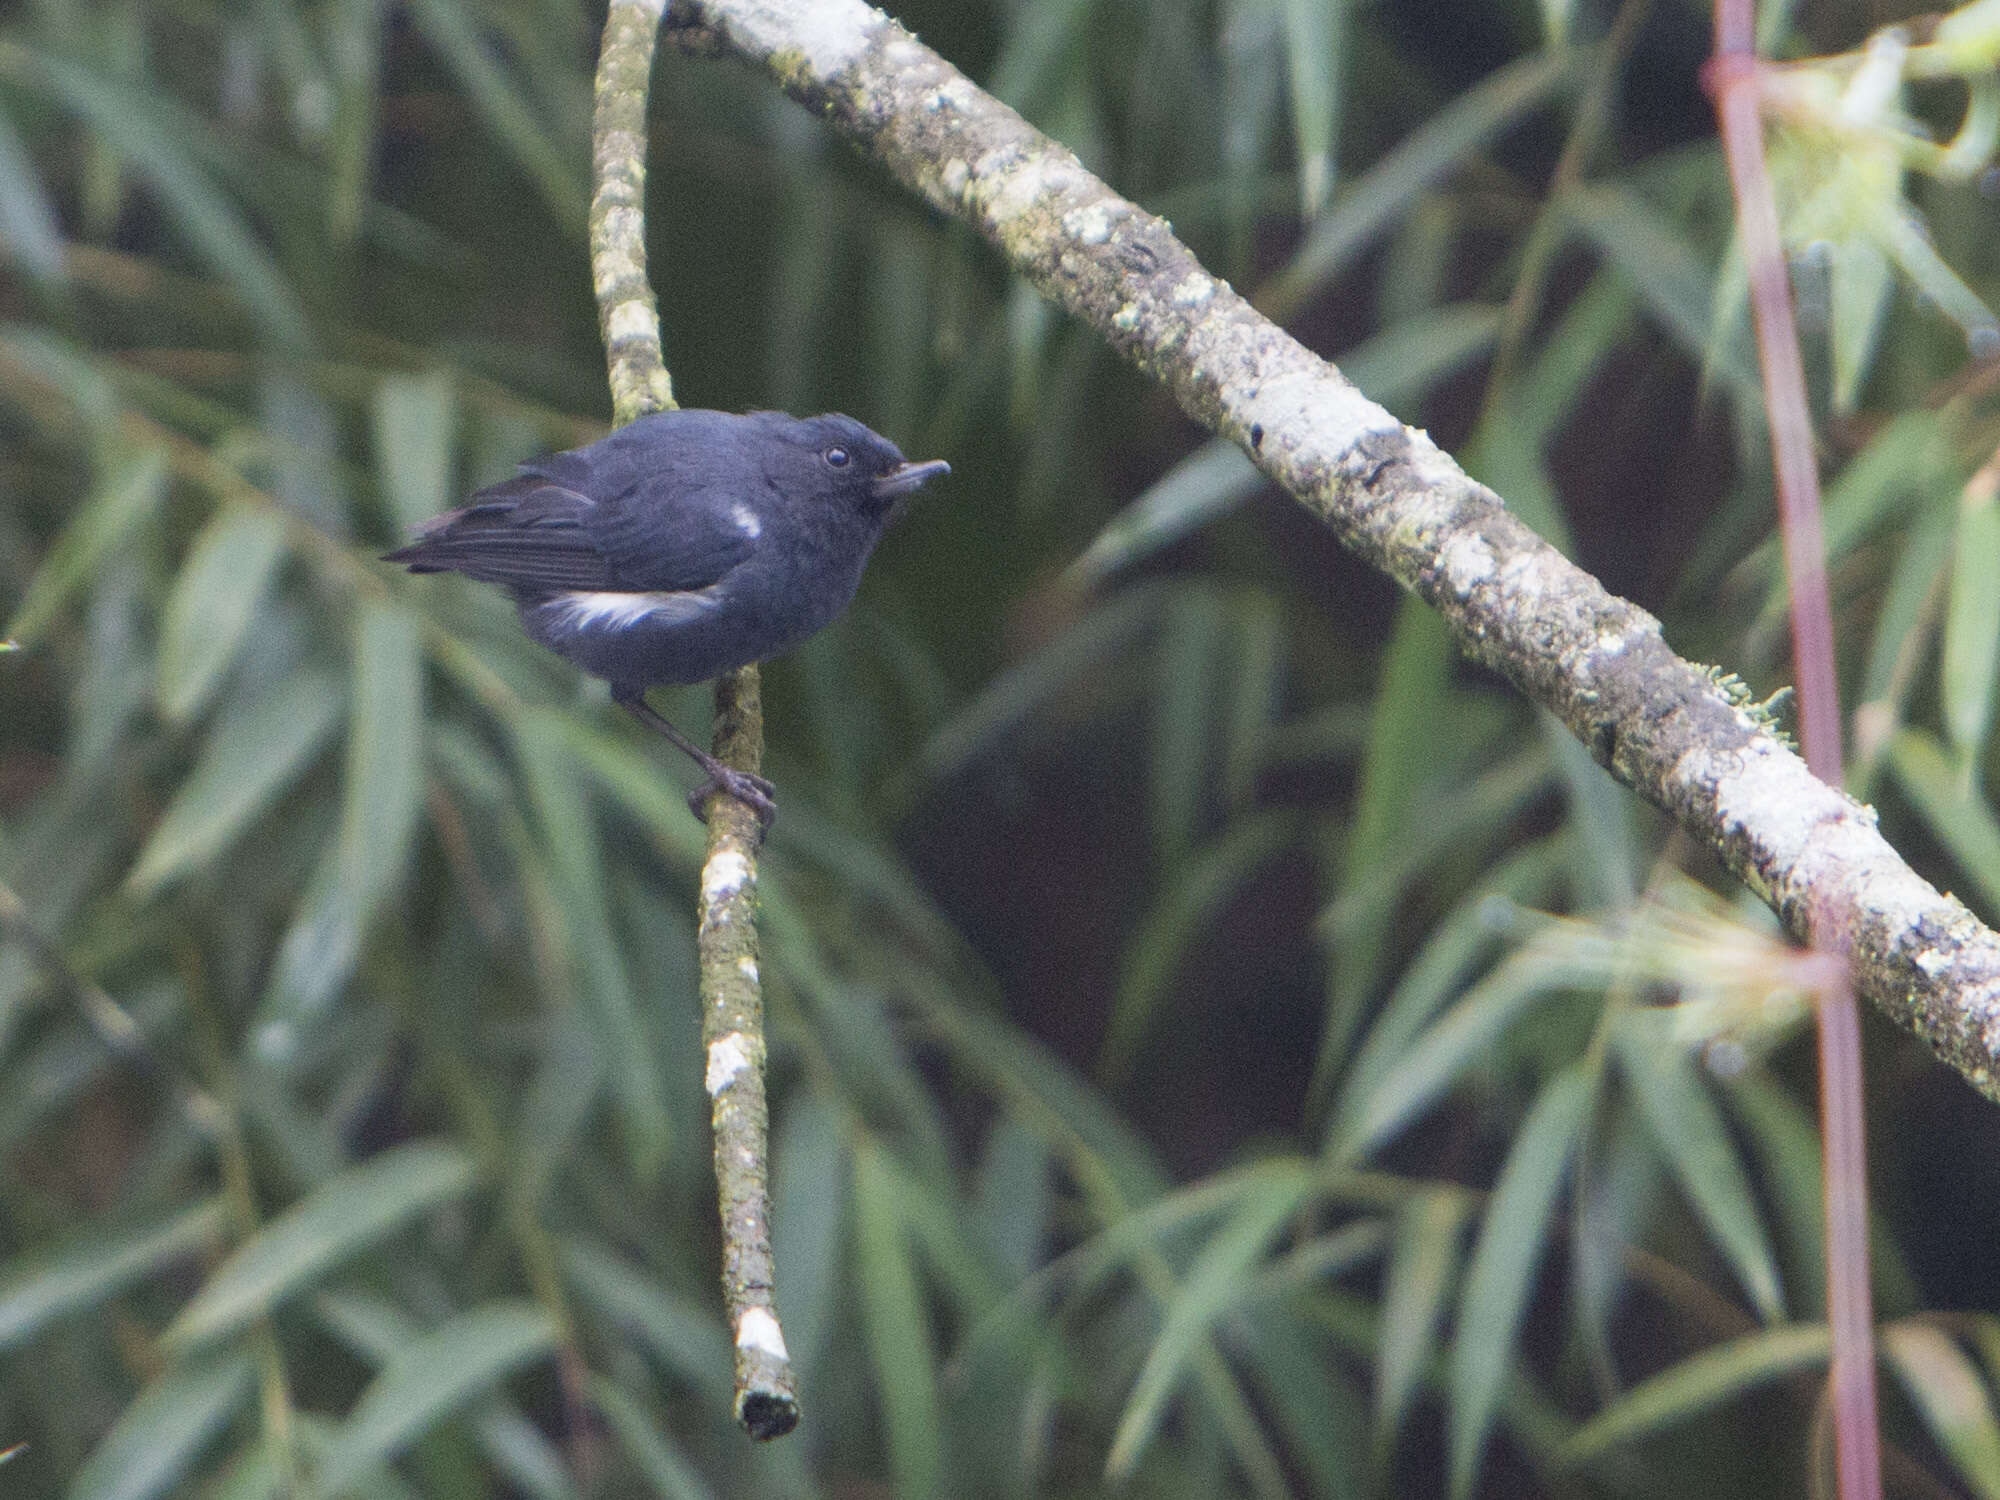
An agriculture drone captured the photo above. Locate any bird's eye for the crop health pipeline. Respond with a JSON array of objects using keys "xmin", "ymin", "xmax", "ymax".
[{"xmin": 823, "ymin": 446, "xmax": 851, "ymax": 468}]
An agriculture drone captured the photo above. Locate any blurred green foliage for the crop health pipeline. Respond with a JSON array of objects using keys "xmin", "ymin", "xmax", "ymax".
[{"xmin": 6, "ymin": 0, "xmax": 2000, "ymax": 1495}]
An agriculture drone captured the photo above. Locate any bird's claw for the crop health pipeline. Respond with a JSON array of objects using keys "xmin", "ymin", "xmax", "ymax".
[{"xmin": 689, "ymin": 768, "xmax": 778, "ymax": 832}]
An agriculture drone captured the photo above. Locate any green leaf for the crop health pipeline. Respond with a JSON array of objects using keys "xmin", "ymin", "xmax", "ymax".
[
  {"xmin": 1330, "ymin": 596, "xmax": 1452, "ymax": 1051},
  {"xmin": 69, "ymin": 1347, "xmax": 255, "ymax": 1500},
  {"xmin": 773, "ymin": 1090, "xmax": 851, "ymax": 1381},
  {"xmin": 1107, "ymin": 1160, "xmax": 1313, "ymax": 1477},
  {"xmin": 1151, "ymin": 587, "xmax": 1227, "ymax": 865},
  {"xmin": 1558, "ymin": 1325, "xmax": 1831, "ymax": 1467},
  {"xmin": 1067, "ymin": 441, "xmax": 1264, "ymax": 589},
  {"xmin": 514, "ymin": 712, "xmax": 673, "ymax": 1176},
  {"xmin": 1615, "ymin": 1014, "xmax": 1784, "ymax": 1322},
  {"xmin": 559, "ymin": 1236, "xmax": 731, "ymax": 1404},
  {"xmin": 1887, "ymin": 728, "xmax": 2000, "ymax": 917},
  {"xmin": 155, "ymin": 504, "xmax": 288, "ymax": 725},
  {"xmin": 128, "ymin": 670, "xmax": 342, "ymax": 896},
  {"xmin": 1340, "ymin": 301, "xmax": 1504, "ymax": 417},
  {"xmin": 18, "ymin": 48, "xmax": 311, "ymax": 351},
  {"xmin": 1945, "ymin": 484, "xmax": 2000, "ymax": 764},
  {"xmin": 1336, "ymin": 922, "xmax": 1613, "ymax": 1163},
  {"xmin": 1563, "ymin": 182, "xmax": 1758, "ymax": 400},
  {"xmin": 263, "ymin": 600, "xmax": 424, "ymax": 1022},
  {"xmin": 0, "ymin": 102, "xmax": 64, "ymax": 283},
  {"xmin": 1828, "ymin": 239, "xmax": 1893, "ymax": 414},
  {"xmin": 590, "ymin": 1377, "xmax": 716, "ymax": 1500},
  {"xmin": 972, "ymin": 1114, "xmax": 1054, "ymax": 1285},
  {"xmin": 0, "ymin": 1199, "xmax": 224, "ymax": 1351},
  {"xmin": 853, "ymin": 1142, "xmax": 941, "ymax": 1499},
  {"xmin": 1884, "ymin": 1322, "xmax": 2000, "ymax": 1499},
  {"xmin": 1377, "ymin": 1188, "xmax": 1469, "ymax": 1450},
  {"xmin": 1264, "ymin": 49, "xmax": 1574, "ymax": 318},
  {"xmin": 1104, "ymin": 810, "xmax": 1295, "ymax": 1083},
  {"xmin": 1450, "ymin": 1064, "xmax": 1594, "ymax": 1498},
  {"xmin": 1332, "ymin": 836, "xmax": 1564, "ymax": 1131},
  {"xmin": 403, "ymin": 0, "xmax": 586, "ymax": 231},
  {"xmin": 316, "ymin": 1301, "xmax": 558, "ymax": 1495},
  {"xmin": 1280, "ymin": 0, "xmax": 1347, "ymax": 218},
  {"xmin": 6, "ymin": 444, "xmax": 169, "ymax": 649},
  {"xmin": 373, "ymin": 370, "xmax": 458, "ymax": 536},
  {"xmin": 167, "ymin": 1140, "xmax": 477, "ymax": 1349}
]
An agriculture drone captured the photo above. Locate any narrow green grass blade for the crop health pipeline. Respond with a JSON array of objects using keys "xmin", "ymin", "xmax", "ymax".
[
  {"xmin": 590, "ymin": 1377, "xmax": 716, "ymax": 1500},
  {"xmin": 1150, "ymin": 587, "xmax": 1226, "ymax": 865},
  {"xmin": 1450, "ymin": 1064, "xmax": 1594, "ymax": 1498},
  {"xmin": 373, "ymin": 369, "xmax": 458, "ymax": 536},
  {"xmin": 1557, "ymin": 1325, "xmax": 1830, "ymax": 1467},
  {"xmin": 853, "ymin": 1142, "xmax": 941, "ymax": 1499},
  {"xmin": 558, "ymin": 1235, "xmax": 732, "ymax": 1404},
  {"xmin": 0, "ymin": 102, "xmax": 64, "ymax": 283},
  {"xmin": 1239, "ymin": 1305, "xmax": 1368, "ymax": 1499},
  {"xmin": 1331, "ymin": 835, "xmax": 1563, "ymax": 1133},
  {"xmin": 316, "ymin": 1301, "xmax": 557, "ymax": 1495},
  {"xmin": 264, "ymin": 600, "xmax": 424, "ymax": 1021},
  {"xmin": 1105, "ymin": 810, "xmax": 1295, "ymax": 1084},
  {"xmin": 1339, "ymin": 301, "xmax": 1503, "ymax": 417},
  {"xmin": 16, "ymin": 47, "xmax": 311, "ymax": 351},
  {"xmin": 973, "ymin": 1115, "xmax": 1054, "ymax": 1284},
  {"xmin": 1280, "ymin": 0, "xmax": 1346, "ymax": 218},
  {"xmin": 773, "ymin": 1090, "xmax": 849, "ymax": 1382},
  {"xmin": 155, "ymin": 504, "xmax": 288, "ymax": 725},
  {"xmin": 1337, "ymin": 924, "xmax": 1613, "ymax": 1163},
  {"xmin": 0, "ymin": 1199, "xmax": 224, "ymax": 1351},
  {"xmin": 1067, "ymin": 442, "xmax": 1263, "ymax": 590},
  {"xmin": 1107, "ymin": 1160, "xmax": 1312, "ymax": 1478},
  {"xmin": 166, "ymin": 1140, "xmax": 476, "ymax": 1349},
  {"xmin": 1264, "ymin": 49, "xmax": 1573, "ymax": 318},
  {"xmin": 1829, "ymin": 239, "xmax": 1893, "ymax": 414},
  {"xmin": 514, "ymin": 712, "xmax": 672, "ymax": 1175},
  {"xmin": 1329, "ymin": 596, "xmax": 1451, "ymax": 1058},
  {"xmin": 1887, "ymin": 728, "xmax": 2000, "ymax": 917},
  {"xmin": 1562, "ymin": 182, "xmax": 1758, "ymax": 399},
  {"xmin": 6, "ymin": 444, "xmax": 168, "ymax": 648},
  {"xmin": 1377, "ymin": 1188, "xmax": 1468, "ymax": 1451},
  {"xmin": 1614, "ymin": 1015, "xmax": 1784, "ymax": 1322},
  {"xmin": 1945, "ymin": 486, "xmax": 2000, "ymax": 764},
  {"xmin": 403, "ymin": 0, "xmax": 586, "ymax": 231},
  {"xmin": 1885, "ymin": 1321, "xmax": 2000, "ymax": 1498},
  {"xmin": 69, "ymin": 1347, "xmax": 255, "ymax": 1500}
]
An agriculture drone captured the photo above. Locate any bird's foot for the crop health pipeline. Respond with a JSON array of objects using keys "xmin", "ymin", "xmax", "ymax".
[{"xmin": 689, "ymin": 765, "xmax": 778, "ymax": 832}]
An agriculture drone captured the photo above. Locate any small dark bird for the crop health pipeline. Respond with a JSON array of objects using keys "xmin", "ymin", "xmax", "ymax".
[{"xmin": 386, "ymin": 409, "xmax": 949, "ymax": 827}]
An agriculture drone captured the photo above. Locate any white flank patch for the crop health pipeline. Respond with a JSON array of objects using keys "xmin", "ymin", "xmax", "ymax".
[
  {"xmin": 735, "ymin": 1306, "xmax": 791, "ymax": 1360},
  {"xmin": 706, "ymin": 1031, "xmax": 753, "ymax": 1094},
  {"xmin": 552, "ymin": 590, "xmax": 694, "ymax": 629},
  {"xmin": 731, "ymin": 503, "xmax": 763, "ymax": 539}
]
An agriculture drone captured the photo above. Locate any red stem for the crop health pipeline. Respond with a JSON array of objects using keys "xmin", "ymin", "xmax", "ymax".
[{"xmin": 1709, "ymin": 3, "xmax": 1879, "ymax": 1497}]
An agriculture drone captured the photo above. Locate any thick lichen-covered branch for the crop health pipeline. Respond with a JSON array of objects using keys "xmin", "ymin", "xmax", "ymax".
[
  {"xmin": 666, "ymin": 0, "xmax": 2000, "ymax": 1104},
  {"xmin": 591, "ymin": 0, "xmax": 798, "ymax": 1438}
]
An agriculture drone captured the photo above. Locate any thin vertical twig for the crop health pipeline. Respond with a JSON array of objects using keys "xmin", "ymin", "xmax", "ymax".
[
  {"xmin": 1708, "ymin": 4, "xmax": 1880, "ymax": 1495},
  {"xmin": 589, "ymin": 0, "xmax": 797, "ymax": 1438}
]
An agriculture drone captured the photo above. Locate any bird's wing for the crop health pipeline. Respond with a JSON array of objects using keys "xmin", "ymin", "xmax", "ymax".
[
  {"xmin": 582, "ymin": 475, "xmax": 763, "ymax": 594},
  {"xmin": 383, "ymin": 477, "xmax": 615, "ymax": 592}
]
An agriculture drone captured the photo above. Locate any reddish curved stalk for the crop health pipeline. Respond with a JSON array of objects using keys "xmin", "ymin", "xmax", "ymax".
[{"xmin": 1709, "ymin": 4, "xmax": 1879, "ymax": 1496}]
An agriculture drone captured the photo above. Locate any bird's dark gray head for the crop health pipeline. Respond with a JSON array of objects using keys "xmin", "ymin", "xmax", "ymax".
[{"xmin": 752, "ymin": 411, "xmax": 951, "ymax": 515}]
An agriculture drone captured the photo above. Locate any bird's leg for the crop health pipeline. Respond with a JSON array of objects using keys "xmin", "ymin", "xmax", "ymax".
[{"xmin": 612, "ymin": 685, "xmax": 777, "ymax": 829}]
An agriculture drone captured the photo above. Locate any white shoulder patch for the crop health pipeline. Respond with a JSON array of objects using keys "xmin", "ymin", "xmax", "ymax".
[{"xmin": 730, "ymin": 503, "xmax": 763, "ymax": 539}]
